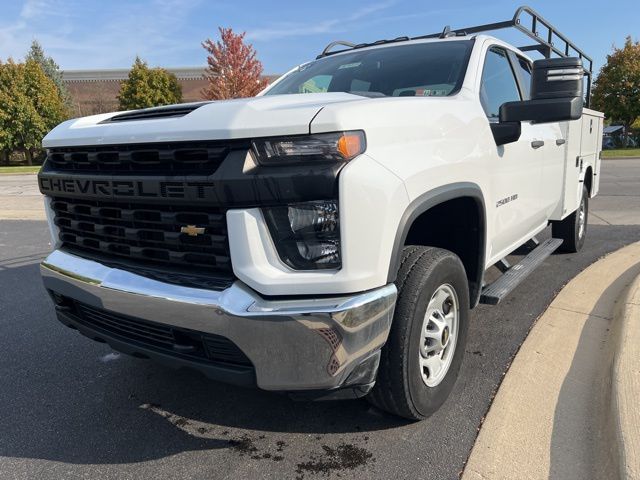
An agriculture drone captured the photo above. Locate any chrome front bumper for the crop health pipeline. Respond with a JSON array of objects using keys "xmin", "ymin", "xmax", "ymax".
[{"xmin": 41, "ymin": 250, "xmax": 397, "ymax": 392}]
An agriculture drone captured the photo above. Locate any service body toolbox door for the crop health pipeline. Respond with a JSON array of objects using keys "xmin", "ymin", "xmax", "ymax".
[
  {"xmin": 580, "ymin": 108, "xmax": 605, "ymax": 196},
  {"xmin": 550, "ymin": 109, "xmax": 604, "ymax": 221}
]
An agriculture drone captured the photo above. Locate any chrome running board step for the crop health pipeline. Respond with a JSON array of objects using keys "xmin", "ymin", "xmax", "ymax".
[{"xmin": 480, "ymin": 238, "xmax": 563, "ymax": 305}]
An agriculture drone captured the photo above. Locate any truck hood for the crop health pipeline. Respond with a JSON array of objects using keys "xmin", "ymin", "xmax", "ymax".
[{"xmin": 42, "ymin": 93, "xmax": 369, "ymax": 148}]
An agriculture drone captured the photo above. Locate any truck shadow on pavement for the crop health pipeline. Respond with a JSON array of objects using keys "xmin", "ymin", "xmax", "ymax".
[
  {"xmin": 2, "ymin": 338, "xmax": 408, "ymax": 465},
  {"xmin": 0, "ymin": 265, "xmax": 408, "ymax": 468}
]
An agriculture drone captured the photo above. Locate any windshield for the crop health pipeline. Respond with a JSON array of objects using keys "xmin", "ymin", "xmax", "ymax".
[{"xmin": 265, "ymin": 40, "xmax": 473, "ymax": 98}]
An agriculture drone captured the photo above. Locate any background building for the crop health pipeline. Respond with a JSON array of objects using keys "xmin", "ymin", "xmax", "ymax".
[{"xmin": 63, "ymin": 68, "xmax": 279, "ymax": 116}]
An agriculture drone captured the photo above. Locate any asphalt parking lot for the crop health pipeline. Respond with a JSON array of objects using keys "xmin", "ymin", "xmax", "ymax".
[{"xmin": 1, "ymin": 159, "xmax": 639, "ymax": 480}]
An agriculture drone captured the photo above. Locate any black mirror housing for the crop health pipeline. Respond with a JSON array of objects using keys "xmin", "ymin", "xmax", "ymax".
[
  {"xmin": 499, "ymin": 96, "xmax": 583, "ymax": 124},
  {"xmin": 490, "ymin": 121, "xmax": 522, "ymax": 146},
  {"xmin": 499, "ymin": 57, "xmax": 584, "ymax": 124},
  {"xmin": 531, "ymin": 57, "xmax": 584, "ymax": 100}
]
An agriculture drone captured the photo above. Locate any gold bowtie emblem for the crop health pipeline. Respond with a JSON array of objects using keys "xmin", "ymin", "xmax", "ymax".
[{"xmin": 180, "ymin": 225, "xmax": 205, "ymax": 236}]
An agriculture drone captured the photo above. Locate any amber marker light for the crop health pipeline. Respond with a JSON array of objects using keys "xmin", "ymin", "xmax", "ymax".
[{"xmin": 337, "ymin": 131, "xmax": 366, "ymax": 160}]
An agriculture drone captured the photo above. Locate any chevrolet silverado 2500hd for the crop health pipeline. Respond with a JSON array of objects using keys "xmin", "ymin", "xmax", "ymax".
[{"xmin": 39, "ymin": 7, "xmax": 603, "ymax": 420}]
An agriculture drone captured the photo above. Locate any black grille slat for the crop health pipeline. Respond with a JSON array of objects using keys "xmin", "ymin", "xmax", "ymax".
[
  {"xmin": 69, "ymin": 300, "xmax": 252, "ymax": 367},
  {"xmin": 54, "ymin": 223, "xmax": 226, "ymax": 251},
  {"xmin": 54, "ymin": 210, "xmax": 224, "ymax": 232},
  {"xmin": 79, "ymin": 309, "xmax": 173, "ymax": 344},
  {"xmin": 203, "ymin": 338, "xmax": 254, "ymax": 365},
  {"xmin": 54, "ymin": 223, "xmax": 227, "ymax": 253},
  {"xmin": 80, "ymin": 304, "xmax": 173, "ymax": 337},
  {"xmin": 73, "ymin": 237, "xmax": 227, "ymax": 267},
  {"xmin": 51, "ymin": 197, "xmax": 232, "ymax": 273},
  {"xmin": 82, "ymin": 315, "xmax": 173, "ymax": 344},
  {"xmin": 46, "ymin": 142, "xmax": 233, "ymax": 175},
  {"xmin": 52, "ymin": 198, "xmax": 226, "ymax": 223},
  {"xmin": 63, "ymin": 232, "xmax": 229, "ymax": 268},
  {"xmin": 79, "ymin": 308, "xmax": 176, "ymax": 345}
]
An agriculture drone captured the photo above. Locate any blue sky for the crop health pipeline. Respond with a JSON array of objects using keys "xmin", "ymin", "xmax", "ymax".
[{"xmin": 0, "ymin": 0, "xmax": 637, "ymax": 75}]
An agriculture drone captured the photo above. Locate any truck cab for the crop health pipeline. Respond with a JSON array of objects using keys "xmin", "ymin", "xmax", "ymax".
[{"xmin": 38, "ymin": 6, "xmax": 603, "ymax": 419}]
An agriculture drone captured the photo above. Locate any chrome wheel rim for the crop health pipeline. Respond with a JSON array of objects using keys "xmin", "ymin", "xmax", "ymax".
[
  {"xmin": 419, "ymin": 284, "xmax": 459, "ymax": 387},
  {"xmin": 578, "ymin": 199, "xmax": 586, "ymax": 239}
]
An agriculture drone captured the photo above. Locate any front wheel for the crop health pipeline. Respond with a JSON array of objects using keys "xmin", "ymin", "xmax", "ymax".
[
  {"xmin": 367, "ymin": 246, "xmax": 470, "ymax": 420},
  {"xmin": 553, "ymin": 185, "xmax": 589, "ymax": 253}
]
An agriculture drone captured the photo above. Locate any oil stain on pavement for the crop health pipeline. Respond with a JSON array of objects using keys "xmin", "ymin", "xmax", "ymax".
[{"xmin": 139, "ymin": 402, "xmax": 376, "ymax": 478}]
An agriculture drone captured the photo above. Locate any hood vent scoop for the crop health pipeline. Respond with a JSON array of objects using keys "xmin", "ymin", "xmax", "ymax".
[{"xmin": 103, "ymin": 101, "xmax": 213, "ymax": 123}]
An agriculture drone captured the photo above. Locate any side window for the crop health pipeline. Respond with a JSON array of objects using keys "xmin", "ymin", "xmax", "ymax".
[
  {"xmin": 516, "ymin": 57, "xmax": 532, "ymax": 100},
  {"xmin": 480, "ymin": 47, "xmax": 522, "ymax": 119}
]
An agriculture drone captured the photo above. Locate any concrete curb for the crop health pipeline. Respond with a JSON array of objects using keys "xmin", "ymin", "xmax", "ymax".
[
  {"xmin": 463, "ymin": 241, "xmax": 640, "ymax": 480},
  {"xmin": 610, "ymin": 274, "xmax": 640, "ymax": 479}
]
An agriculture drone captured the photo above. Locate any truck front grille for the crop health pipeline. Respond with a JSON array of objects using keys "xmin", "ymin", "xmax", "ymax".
[
  {"xmin": 45, "ymin": 141, "xmax": 237, "ymax": 175},
  {"xmin": 51, "ymin": 196, "xmax": 232, "ymax": 274},
  {"xmin": 66, "ymin": 299, "xmax": 252, "ymax": 368}
]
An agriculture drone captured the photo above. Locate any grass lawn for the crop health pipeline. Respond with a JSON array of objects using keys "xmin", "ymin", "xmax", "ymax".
[
  {"xmin": 0, "ymin": 165, "xmax": 41, "ymax": 174},
  {"xmin": 601, "ymin": 148, "xmax": 640, "ymax": 159}
]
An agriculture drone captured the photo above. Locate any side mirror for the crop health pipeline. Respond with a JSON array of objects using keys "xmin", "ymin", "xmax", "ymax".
[
  {"xmin": 500, "ymin": 57, "xmax": 584, "ymax": 124},
  {"xmin": 490, "ymin": 121, "xmax": 521, "ymax": 146}
]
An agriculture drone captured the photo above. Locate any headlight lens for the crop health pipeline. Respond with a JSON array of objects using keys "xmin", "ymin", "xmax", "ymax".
[
  {"xmin": 263, "ymin": 200, "xmax": 340, "ymax": 270},
  {"xmin": 252, "ymin": 131, "xmax": 365, "ymax": 166}
]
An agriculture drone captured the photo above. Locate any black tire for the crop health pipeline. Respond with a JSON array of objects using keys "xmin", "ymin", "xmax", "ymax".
[
  {"xmin": 367, "ymin": 246, "xmax": 470, "ymax": 420},
  {"xmin": 553, "ymin": 186, "xmax": 589, "ymax": 253}
]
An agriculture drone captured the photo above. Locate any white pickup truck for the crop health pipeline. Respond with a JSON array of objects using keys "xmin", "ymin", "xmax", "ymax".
[{"xmin": 39, "ymin": 7, "xmax": 603, "ymax": 419}]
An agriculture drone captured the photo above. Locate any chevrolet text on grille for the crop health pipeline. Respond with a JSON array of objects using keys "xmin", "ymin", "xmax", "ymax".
[{"xmin": 38, "ymin": 177, "xmax": 216, "ymax": 199}]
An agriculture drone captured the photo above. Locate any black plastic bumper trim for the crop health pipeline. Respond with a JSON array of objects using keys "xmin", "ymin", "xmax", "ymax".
[
  {"xmin": 55, "ymin": 309, "xmax": 257, "ymax": 388},
  {"xmin": 287, "ymin": 383, "xmax": 375, "ymax": 401}
]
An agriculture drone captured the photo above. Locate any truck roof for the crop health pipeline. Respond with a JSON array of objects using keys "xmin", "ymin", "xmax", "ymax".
[{"xmin": 317, "ymin": 5, "xmax": 593, "ymax": 103}]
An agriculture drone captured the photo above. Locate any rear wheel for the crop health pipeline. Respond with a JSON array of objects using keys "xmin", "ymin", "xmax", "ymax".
[
  {"xmin": 553, "ymin": 185, "xmax": 589, "ymax": 253},
  {"xmin": 367, "ymin": 246, "xmax": 469, "ymax": 420}
]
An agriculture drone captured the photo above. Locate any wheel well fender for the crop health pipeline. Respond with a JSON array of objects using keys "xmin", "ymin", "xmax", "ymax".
[
  {"xmin": 387, "ymin": 182, "xmax": 486, "ymax": 307},
  {"xmin": 583, "ymin": 166, "xmax": 594, "ymax": 196}
]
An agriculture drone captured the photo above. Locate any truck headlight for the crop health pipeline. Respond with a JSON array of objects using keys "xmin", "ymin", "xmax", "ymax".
[
  {"xmin": 251, "ymin": 131, "xmax": 365, "ymax": 166},
  {"xmin": 263, "ymin": 200, "xmax": 340, "ymax": 270}
]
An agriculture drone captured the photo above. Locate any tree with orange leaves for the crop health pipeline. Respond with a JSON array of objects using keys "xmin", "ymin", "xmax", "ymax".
[{"xmin": 201, "ymin": 27, "xmax": 269, "ymax": 100}]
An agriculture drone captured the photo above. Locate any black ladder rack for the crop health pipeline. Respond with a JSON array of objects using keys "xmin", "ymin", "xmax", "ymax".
[{"xmin": 317, "ymin": 5, "xmax": 593, "ymax": 105}]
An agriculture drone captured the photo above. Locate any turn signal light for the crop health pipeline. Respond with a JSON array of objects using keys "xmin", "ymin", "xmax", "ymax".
[{"xmin": 337, "ymin": 132, "xmax": 365, "ymax": 159}]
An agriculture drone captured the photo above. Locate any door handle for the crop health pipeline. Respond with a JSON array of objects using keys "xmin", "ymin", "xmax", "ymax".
[
  {"xmin": 555, "ymin": 139, "xmax": 566, "ymax": 146},
  {"xmin": 531, "ymin": 140, "xmax": 545, "ymax": 149}
]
